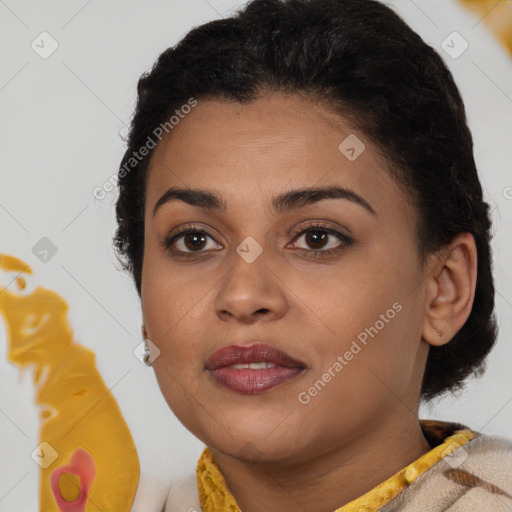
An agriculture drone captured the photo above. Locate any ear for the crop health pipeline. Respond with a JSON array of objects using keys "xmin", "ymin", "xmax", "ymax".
[{"xmin": 421, "ymin": 232, "xmax": 477, "ymax": 347}]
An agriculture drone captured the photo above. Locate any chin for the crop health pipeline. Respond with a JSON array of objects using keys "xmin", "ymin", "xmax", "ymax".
[
  {"xmin": 213, "ymin": 437, "xmax": 303, "ymax": 464},
  {"xmin": 197, "ymin": 418, "xmax": 305, "ymax": 463}
]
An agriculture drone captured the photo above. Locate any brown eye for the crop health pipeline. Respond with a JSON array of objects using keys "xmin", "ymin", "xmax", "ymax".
[
  {"xmin": 182, "ymin": 232, "xmax": 207, "ymax": 251},
  {"xmin": 165, "ymin": 228, "xmax": 223, "ymax": 254},
  {"xmin": 303, "ymin": 231, "xmax": 329, "ymax": 250},
  {"xmin": 291, "ymin": 226, "xmax": 352, "ymax": 252}
]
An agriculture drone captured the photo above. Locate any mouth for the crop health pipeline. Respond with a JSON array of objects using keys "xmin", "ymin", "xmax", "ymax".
[{"xmin": 205, "ymin": 342, "xmax": 306, "ymax": 395}]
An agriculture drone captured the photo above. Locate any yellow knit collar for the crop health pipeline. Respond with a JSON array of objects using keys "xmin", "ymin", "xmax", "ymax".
[{"xmin": 196, "ymin": 419, "xmax": 479, "ymax": 512}]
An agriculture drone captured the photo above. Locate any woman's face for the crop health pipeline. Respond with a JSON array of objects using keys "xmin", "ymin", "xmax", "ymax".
[{"xmin": 141, "ymin": 93, "xmax": 432, "ymax": 462}]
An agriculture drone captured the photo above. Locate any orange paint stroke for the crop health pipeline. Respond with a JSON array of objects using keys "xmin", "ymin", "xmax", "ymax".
[{"xmin": 458, "ymin": 0, "xmax": 512, "ymax": 56}]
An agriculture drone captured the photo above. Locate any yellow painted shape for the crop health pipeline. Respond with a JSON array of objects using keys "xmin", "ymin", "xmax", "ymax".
[
  {"xmin": 0, "ymin": 253, "xmax": 140, "ymax": 511},
  {"xmin": 59, "ymin": 473, "xmax": 81, "ymax": 502}
]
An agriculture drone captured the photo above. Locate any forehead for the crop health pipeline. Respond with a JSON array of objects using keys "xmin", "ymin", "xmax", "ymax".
[{"xmin": 145, "ymin": 93, "xmax": 414, "ymax": 222}]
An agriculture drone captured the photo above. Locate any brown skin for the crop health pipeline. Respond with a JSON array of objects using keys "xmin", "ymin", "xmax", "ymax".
[{"xmin": 140, "ymin": 93, "xmax": 477, "ymax": 512}]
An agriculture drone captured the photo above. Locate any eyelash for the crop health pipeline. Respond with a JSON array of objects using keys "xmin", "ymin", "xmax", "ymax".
[{"xmin": 164, "ymin": 222, "xmax": 353, "ymax": 259}]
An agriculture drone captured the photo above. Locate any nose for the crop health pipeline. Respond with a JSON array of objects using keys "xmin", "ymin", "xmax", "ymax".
[{"xmin": 214, "ymin": 247, "xmax": 288, "ymax": 324}]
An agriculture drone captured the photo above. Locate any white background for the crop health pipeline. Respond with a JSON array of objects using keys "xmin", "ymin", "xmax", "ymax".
[{"xmin": 0, "ymin": 0, "xmax": 511, "ymax": 509}]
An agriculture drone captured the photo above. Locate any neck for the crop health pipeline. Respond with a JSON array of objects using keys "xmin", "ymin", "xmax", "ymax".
[{"xmin": 209, "ymin": 414, "xmax": 432, "ymax": 512}]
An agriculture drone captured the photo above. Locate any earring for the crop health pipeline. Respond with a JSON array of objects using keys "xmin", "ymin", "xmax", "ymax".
[
  {"xmin": 436, "ymin": 329, "xmax": 443, "ymax": 338},
  {"xmin": 142, "ymin": 339, "xmax": 153, "ymax": 366}
]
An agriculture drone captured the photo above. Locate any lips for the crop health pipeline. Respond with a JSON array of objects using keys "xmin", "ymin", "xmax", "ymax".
[{"xmin": 205, "ymin": 343, "xmax": 306, "ymax": 394}]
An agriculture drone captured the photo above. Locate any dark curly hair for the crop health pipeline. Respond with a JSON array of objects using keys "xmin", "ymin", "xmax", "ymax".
[{"xmin": 113, "ymin": 0, "xmax": 497, "ymax": 401}]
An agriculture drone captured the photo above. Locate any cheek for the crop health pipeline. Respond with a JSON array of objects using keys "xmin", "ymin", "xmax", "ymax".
[
  {"xmin": 293, "ymin": 308, "xmax": 418, "ymax": 446},
  {"xmin": 141, "ymin": 241, "xmax": 211, "ymax": 346},
  {"xmin": 142, "ymin": 283, "xmax": 207, "ymax": 365},
  {"xmin": 296, "ymin": 264, "xmax": 422, "ymax": 397},
  {"xmin": 143, "ymin": 274, "xmax": 209, "ymax": 423},
  {"xmin": 290, "ymin": 258, "xmax": 405, "ymax": 346}
]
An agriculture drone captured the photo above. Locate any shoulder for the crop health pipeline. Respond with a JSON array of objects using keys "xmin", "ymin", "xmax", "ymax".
[
  {"xmin": 163, "ymin": 471, "xmax": 201, "ymax": 512},
  {"xmin": 381, "ymin": 433, "xmax": 512, "ymax": 511},
  {"xmin": 130, "ymin": 471, "xmax": 200, "ymax": 512}
]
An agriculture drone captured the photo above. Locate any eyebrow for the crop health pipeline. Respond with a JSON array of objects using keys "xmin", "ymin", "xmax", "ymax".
[{"xmin": 152, "ymin": 185, "xmax": 376, "ymax": 217}]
